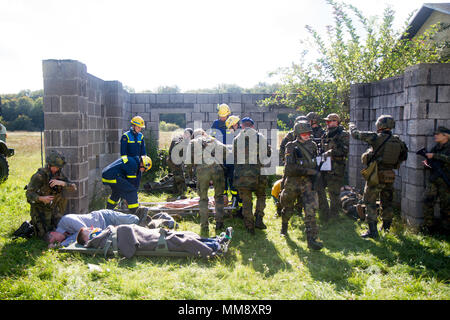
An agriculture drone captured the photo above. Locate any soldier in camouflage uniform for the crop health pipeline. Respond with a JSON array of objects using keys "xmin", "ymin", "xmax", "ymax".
[
  {"xmin": 167, "ymin": 128, "xmax": 193, "ymax": 199},
  {"xmin": 319, "ymin": 113, "xmax": 349, "ymax": 221},
  {"xmin": 306, "ymin": 112, "xmax": 325, "ymax": 143},
  {"xmin": 186, "ymin": 129, "xmax": 228, "ymax": 233},
  {"xmin": 278, "ymin": 115, "xmax": 308, "ymax": 217},
  {"xmin": 350, "ymin": 115, "xmax": 408, "ymax": 238},
  {"xmin": 280, "ymin": 121, "xmax": 323, "ymax": 250},
  {"xmin": 26, "ymin": 150, "xmax": 77, "ymax": 238},
  {"xmin": 421, "ymin": 126, "xmax": 450, "ymax": 235},
  {"xmin": 233, "ymin": 117, "xmax": 272, "ymax": 234}
]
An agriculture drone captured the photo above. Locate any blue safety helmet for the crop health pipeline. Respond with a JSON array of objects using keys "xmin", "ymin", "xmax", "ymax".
[{"xmin": 241, "ymin": 117, "xmax": 254, "ymax": 125}]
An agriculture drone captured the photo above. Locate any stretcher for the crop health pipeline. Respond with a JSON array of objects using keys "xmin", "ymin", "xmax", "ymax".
[{"xmin": 59, "ymin": 228, "xmax": 196, "ymax": 257}]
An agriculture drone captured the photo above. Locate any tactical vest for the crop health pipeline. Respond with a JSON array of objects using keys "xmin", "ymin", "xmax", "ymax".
[{"xmin": 361, "ymin": 133, "xmax": 406, "ymax": 169}]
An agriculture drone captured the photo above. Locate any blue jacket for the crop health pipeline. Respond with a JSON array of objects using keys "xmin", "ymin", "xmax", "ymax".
[
  {"xmin": 120, "ymin": 128, "xmax": 146, "ymax": 160},
  {"xmin": 102, "ymin": 156, "xmax": 141, "ymax": 189},
  {"xmin": 211, "ymin": 119, "xmax": 233, "ymax": 145}
]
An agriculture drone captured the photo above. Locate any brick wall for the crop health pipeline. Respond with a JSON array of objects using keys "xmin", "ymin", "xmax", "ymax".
[{"xmin": 350, "ymin": 63, "xmax": 450, "ymax": 227}]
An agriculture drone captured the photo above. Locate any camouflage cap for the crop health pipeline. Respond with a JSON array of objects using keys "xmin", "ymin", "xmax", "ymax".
[
  {"xmin": 323, "ymin": 113, "xmax": 341, "ymax": 122},
  {"xmin": 435, "ymin": 126, "xmax": 450, "ymax": 135},
  {"xmin": 46, "ymin": 150, "xmax": 66, "ymax": 168},
  {"xmin": 376, "ymin": 115, "xmax": 395, "ymax": 130}
]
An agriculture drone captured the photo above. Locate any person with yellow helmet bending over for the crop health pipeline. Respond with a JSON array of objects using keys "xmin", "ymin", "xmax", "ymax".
[
  {"xmin": 121, "ymin": 116, "xmax": 147, "ymax": 164},
  {"xmin": 102, "ymin": 155, "xmax": 152, "ymax": 215}
]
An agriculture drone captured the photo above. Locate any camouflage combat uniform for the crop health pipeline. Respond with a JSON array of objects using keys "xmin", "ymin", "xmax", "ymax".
[
  {"xmin": 319, "ymin": 124, "xmax": 349, "ymax": 219},
  {"xmin": 422, "ymin": 131, "xmax": 450, "ymax": 234},
  {"xmin": 233, "ymin": 126, "xmax": 272, "ymax": 233},
  {"xmin": 26, "ymin": 165, "xmax": 76, "ymax": 238},
  {"xmin": 186, "ymin": 133, "xmax": 227, "ymax": 231},
  {"xmin": 280, "ymin": 121, "xmax": 323, "ymax": 249},
  {"xmin": 167, "ymin": 134, "xmax": 188, "ymax": 197},
  {"xmin": 350, "ymin": 115, "xmax": 408, "ymax": 237}
]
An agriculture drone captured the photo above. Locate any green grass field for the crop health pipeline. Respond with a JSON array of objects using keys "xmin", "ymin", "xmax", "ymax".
[{"xmin": 0, "ymin": 132, "xmax": 449, "ymax": 300}]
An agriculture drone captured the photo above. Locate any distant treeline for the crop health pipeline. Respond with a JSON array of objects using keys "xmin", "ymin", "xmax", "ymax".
[{"xmin": 0, "ymin": 90, "xmax": 44, "ymax": 131}]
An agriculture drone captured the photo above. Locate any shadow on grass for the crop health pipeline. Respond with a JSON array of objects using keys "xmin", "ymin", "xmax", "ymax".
[
  {"xmin": 0, "ymin": 237, "xmax": 47, "ymax": 277},
  {"xmin": 323, "ymin": 214, "xmax": 450, "ymax": 283},
  {"xmin": 283, "ymin": 216, "xmax": 364, "ymax": 295}
]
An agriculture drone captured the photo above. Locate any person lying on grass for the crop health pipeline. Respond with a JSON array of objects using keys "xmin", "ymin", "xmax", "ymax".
[{"xmin": 76, "ymin": 224, "xmax": 233, "ymax": 258}]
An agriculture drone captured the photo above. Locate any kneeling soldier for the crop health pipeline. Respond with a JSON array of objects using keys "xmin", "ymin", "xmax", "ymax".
[{"xmin": 26, "ymin": 150, "xmax": 77, "ymax": 238}]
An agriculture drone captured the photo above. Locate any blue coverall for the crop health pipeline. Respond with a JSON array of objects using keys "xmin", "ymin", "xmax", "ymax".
[
  {"xmin": 120, "ymin": 128, "xmax": 146, "ymax": 163},
  {"xmin": 102, "ymin": 156, "xmax": 141, "ymax": 210}
]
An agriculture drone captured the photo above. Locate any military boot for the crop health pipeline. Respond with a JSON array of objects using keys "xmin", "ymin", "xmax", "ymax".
[
  {"xmin": 380, "ymin": 220, "xmax": 392, "ymax": 233},
  {"xmin": 361, "ymin": 221, "xmax": 379, "ymax": 239},
  {"xmin": 307, "ymin": 236, "xmax": 323, "ymax": 250},
  {"xmin": 280, "ymin": 222, "xmax": 288, "ymax": 236},
  {"xmin": 254, "ymin": 214, "xmax": 267, "ymax": 229}
]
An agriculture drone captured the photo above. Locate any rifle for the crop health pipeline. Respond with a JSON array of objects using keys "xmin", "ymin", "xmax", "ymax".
[{"xmin": 416, "ymin": 147, "xmax": 450, "ymax": 187}]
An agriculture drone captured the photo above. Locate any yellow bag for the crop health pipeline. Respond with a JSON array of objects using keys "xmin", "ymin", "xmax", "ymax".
[{"xmin": 361, "ymin": 161, "xmax": 379, "ymax": 187}]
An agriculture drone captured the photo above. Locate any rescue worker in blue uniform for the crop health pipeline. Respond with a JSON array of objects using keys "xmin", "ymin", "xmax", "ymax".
[
  {"xmin": 121, "ymin": 116, "xmax": 147, "ymax": 164},
  {"xmin": 102, "ymin": 155, "xmax": 152, "ymax": 214},
  {"xmin": 210, "ymin": 104, "xmax": 235, "ymax": 206}
]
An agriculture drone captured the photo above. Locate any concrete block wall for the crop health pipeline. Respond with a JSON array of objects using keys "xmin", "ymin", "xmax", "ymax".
[
  {"xmin": 350, "ymin": 63, "xmax": 450, "ymax": 227},
  {"xmin": 43, "ymin": 59, "xmax": 292, "ymax": 214}
]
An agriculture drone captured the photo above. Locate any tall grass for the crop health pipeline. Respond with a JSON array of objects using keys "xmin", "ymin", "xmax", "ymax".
[{"xmin": 0, "ymin": 132, "xmax": 449, "ymax": 300}]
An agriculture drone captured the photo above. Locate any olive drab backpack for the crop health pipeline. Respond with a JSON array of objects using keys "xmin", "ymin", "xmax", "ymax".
[{"xmin": 380, "ymin": 135, "xmax": 408, "ymax": 168}]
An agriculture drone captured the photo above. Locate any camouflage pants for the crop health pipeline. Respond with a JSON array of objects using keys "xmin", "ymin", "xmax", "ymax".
[
  {"xmin": 168, "ymin": 161, "xmax": 186, "ymax": 196},
  {"xmin": 280, "ymin": 176, "xmax": 319, "ymax": 238},
  {"xmin": 318, "ymin": 162, "xmax": 346, "ymax": 219},
  {"xmin": 196, "ymin": 165, "xmax": 225, "ymax": 229},
  {"xmin": 237, "ymin": 176, "xmax": 267, "ymax": 229},
  {"xmin": 363, "ymin": 181, "xmax": 394, "ymax": 223},
  {"xmin": 30, "ymin": 205, "xmax": 62, "ymax": 238},
  {"xmin": 423, "ymin": 178, "xmax": 450, "ymax": 230}
]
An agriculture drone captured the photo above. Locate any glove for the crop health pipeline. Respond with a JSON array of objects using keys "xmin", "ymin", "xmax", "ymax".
[{"xmin": 323, "ymin": 150, "xmax": 332, "ymax": 159}]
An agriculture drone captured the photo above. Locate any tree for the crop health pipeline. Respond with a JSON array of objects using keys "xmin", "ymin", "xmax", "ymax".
[{"xmin": 262, "ymin": 0, "xmax": 450, "ymax": 121}]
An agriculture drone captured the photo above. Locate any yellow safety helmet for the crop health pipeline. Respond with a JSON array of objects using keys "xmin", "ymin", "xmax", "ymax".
[
  {"xmin": 131, "ymin": 116, "xmax": 146, "ymax": 128},
  {"xmin": 141, "ymin": 155, "xmax": 152, "ymax": 171},
  {"xmin": 225, "ymin": 115, "xmax": 240, "ymax": 129},
  {"xmin": 271, "ymin": 179, "xmax": 283, "ymax": 199},
  {"xmin": 217, "ymin": 104, "xmax": 231, "ymax": 117}
]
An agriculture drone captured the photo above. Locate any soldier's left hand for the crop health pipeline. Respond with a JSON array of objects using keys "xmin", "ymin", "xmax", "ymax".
[
  {"xmin": 323, "ymin": 150, "xmax": 332, "ymax": 158},
  {"xmin": 425, "ymin": 153, "xmax": 434, "ymax": 159},
  {"xmin": 49, "ymin": 179, "xmax": 66, "ymax": 188}
]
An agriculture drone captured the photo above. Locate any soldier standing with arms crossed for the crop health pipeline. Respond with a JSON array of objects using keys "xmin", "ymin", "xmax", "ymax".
[{"xmin": 319, "ymin": 113, "xmax": 349, "ymax": 221}]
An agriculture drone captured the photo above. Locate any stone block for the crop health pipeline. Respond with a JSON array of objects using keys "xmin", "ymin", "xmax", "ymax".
[
  {"xmin": 42, "ymin": 59, "xmax": 87, "ymax": 80},
  {"xmin": 183, "ymin": 94, "xmax": 197, "ymax": 103},
  {"xmin": 208, "ymin": 94, "xmax": 221, "ymax": 103},
  {"xmin": 169, "ymin": 94, "xmax": 184, "ymax": 103},
  {"xmin": 62, "ymin": 130, "xmax": 88, "ymax": 147},
  {"xmin": 406, "ymin": 151, "xmax": 423, "ymax": 169},
  {"xmin": 191, "ymin": 112, "xmax": 205, "ymax": 121},
  {"xmin": 45, "ymin": 113, "xmax": 84, "ymax": 130},
  {"xmin": 428, "ymin": 102, "xmax": 450, "ymax": 119},
  {"xmin": 200, "ymin": 104, "xmax": 215, "ymax": 113},
  {"xmin": 196, "ymin": 95, "xmax": 209, "ymax": 104},
  {"xmin": 429, "ymin": 63, "xmax": 450, "ymax": 84},
  {"xmin": 134, "ymin": 94, "xmax": 149, "ymax": 104},
  {"xmin": 264, "ymin": 113, "xmax": 277, "ymax": 122},
  {"xmin": 249, "ymin": 112, "xmax": 264, "ymax": 122},
  {"xmin": 406, "ymin": 86, "xmax": 437, "ymax": 104},
  {"xmin": 131, "ymin": 103, "xmax": 145, "ymax": 113},
  {"xmin": 407, "ymin": 119, "xmax": 435, "ymax": 135},
  {"xmin": 229, "ymin": 94, "xmax": 242, "ymax": 103},
  {"xmin": 350, "ymin": 83, "xmax": 371, "ymax": 98},
  {"xmin": 156, "ymin": 94, "xmax": 170, "ymax": 104},
  {"xmin": 404, "ymin": 64, "xmax": 431, "ymax": 87}
]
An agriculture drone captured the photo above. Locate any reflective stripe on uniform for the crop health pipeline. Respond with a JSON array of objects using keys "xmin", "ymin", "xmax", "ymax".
[
  {"xmin": 107, "ymin": 198, "xmax": 118, "ymax": 205},
  {"xmin": 121, "ymin": 155, "xmax": 128, "ymax": 163},
  {"xmin": 102, "ymin": 178, "xmax": 117, "ymax": 183},
  {"xmin": 128, "ymin": 203, "xmax": 139, "ymax": 209},
  {"xmin": 126, "ymin": 175, "xmax": 137, "ymax": 178}
]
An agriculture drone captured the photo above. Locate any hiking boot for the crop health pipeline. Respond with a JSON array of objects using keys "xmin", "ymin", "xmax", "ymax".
[
  {"xmin": 280, "ymin": 223, "xmax": 288, "ymax": 236},
  {"xmin": 307, "ymin": 237, "xmax": 324, "ymax": 250},
  {"xmin": 361, "ymin": 222, "xmax": 379, "ymax": 239},
  {"xmin": 218, "ymin": 227, "xmax": 233, "ymax": 245},
  {"xmin": 215, "ymin": 222, "xmax": 224, "ymax": 231},
  {"xmin": 380, "ymin": 220, "xmax": 392, "ymax": 233},
  {"xmin": 254, "ymin": 214, "xmax": 267, "ymax": 229}
]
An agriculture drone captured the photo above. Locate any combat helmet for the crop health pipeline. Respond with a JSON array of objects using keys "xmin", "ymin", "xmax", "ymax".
[
  {"xmin": 294, "ymin": 121, "xmax": 312, "ymax": 136},
  {"xmin": 306, "ymin": 112, "xmax": 320, "ymax": 122},
  {"xmin": 295, "ymin": 115, "xmax": 308, "ymax": 123},
  {"xmin": 46, "ymin": 150, "xmax": 66, "ymax": 168},
  {"xmin": 375, "ymin": 115, "xmax": 395, "ymax": 130}
]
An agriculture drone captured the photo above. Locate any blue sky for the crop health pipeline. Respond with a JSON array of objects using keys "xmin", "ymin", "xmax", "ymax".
[{"xmin": 0, "ymin": 0, "xmax": 446, "ymax": 94}]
